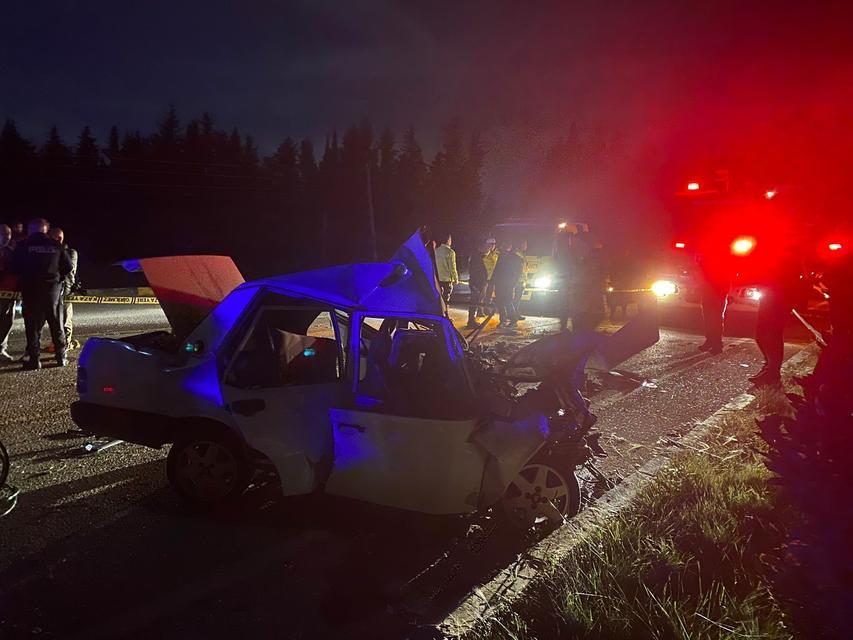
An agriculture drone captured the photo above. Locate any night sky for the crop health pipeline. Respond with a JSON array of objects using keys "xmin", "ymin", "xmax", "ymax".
[{"xmin": 3, "ymin": 1, "xmax": 851, "ymax": 196}]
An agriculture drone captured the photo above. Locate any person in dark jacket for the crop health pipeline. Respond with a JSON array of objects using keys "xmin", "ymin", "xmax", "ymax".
[
  {"xmin": 492, "ymin": 242, "xmax": 524, "ymax": 327},
  {"xmin": 10, "ymin": 222, "xmax": 26, "ymax": 248},
  {"xmin": 48, "ymin": 227, "xmax": 78, "ymax": 348},
  {"xmin": 570, "ymin": 240, "xmax": 606, "ymax": 335},
  {"xmin": 695, "ymin": 237, "xmax": 733, "ymax": 355},
  {"xmin": 12, "ymin": 218, "xmax": 72, "ymax": 369},
  {"xmin": 748, "ymin": 242, "xmax": 802, "ymax": 387},
  {"xmin": 466, "ymin": 241, "xmax": 489, "ymax": 328}
]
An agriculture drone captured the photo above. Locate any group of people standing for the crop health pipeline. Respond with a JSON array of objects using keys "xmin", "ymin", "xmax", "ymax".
[
  {"xmin": 455, "ymin": 230, "xmax": 605, "ymax": 333},
  {"xmin": 0, "ymin": 218, "xmax": 78, "ymax": 369},
  {"xmin": 430, "ymin": 233, "xmax": 529, "ymax": 329},
  {"xmin": 465, "ymin": 237, "xmax": 525, "ymax": 329}
]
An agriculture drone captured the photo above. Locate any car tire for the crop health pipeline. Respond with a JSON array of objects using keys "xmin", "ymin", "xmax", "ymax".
[
  {"xmin": 166, "ymin": 430, "xmax": 251, "ymax": 507},
  {"xmin": 500, "ymin": 460, "xmax": 581, "ymax": 530}
]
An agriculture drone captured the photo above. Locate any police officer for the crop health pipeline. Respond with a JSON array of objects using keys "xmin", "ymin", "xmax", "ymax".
[
  {"xmin": 48, "ymin": 227, "xmax": 78, "ymax": 348},
  {"xmin": 12, "ymin": 218, "xmax": 72, "ymax": 369}
]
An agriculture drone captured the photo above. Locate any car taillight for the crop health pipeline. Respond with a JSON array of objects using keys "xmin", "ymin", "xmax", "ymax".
[{"xmin": 76, "ymin": 367, "xmax": 88, "ymax": 394}]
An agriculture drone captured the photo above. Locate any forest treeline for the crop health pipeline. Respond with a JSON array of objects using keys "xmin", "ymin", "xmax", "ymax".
[{"xmin": 0, "ymin": 107, "xmax": 617, "ymax": 283}]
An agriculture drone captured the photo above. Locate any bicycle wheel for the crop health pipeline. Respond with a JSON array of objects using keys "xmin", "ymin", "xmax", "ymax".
[{"xmin": 0, "ymin": 440, "xmax": 9, "ymax": 488}]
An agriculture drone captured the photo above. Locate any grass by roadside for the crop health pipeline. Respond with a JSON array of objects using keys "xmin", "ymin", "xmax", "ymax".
[{"xmin": 477, "ymin": 389, "xmax": 797, "ymax": 640}]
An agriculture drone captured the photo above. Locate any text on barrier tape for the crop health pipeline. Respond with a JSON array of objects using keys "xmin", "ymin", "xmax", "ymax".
[{"xmin": 0, "ymin": 290, "xmax": 161, "ymax": 304}]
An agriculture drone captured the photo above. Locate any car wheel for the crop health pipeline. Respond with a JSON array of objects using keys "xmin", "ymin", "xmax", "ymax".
[
  {"xmin": 501, "ymin": 462, "xmax": 581, "ymax": 529},
  {"xmin": 166, "ymin": 433, "xmax": 250, "ymax": 506}
]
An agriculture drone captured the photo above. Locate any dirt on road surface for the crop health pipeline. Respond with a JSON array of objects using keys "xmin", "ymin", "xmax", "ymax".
[{"xmin": 0, "ymin": 305, "xmax": 806, "ymax": 639}]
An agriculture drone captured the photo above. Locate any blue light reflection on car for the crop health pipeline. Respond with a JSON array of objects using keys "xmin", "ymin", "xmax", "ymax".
[
  {"xmin": 179, "ymin": 287, "xmax": 258, "ymax": 407},
  {"xmin": 329, "ymin": 409, "xmax": 380, "ymax": 470}
]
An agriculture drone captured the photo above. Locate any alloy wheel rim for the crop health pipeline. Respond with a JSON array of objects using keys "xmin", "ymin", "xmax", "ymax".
[
  {"xmin": 503, "ymin": 463, "xmax": 572, "ymax": 526},
  {"xmin": 174, "ymin": 441, "xmax": 238, "ymax": 501}
]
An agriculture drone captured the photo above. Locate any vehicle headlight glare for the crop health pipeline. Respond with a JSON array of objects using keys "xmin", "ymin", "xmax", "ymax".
[
  {"xmin": 746, "ymin": 288, "xmax": 762, "ymax": 301},
  {"xmin": 651, "ymin": 279, "xmax": 678, "ymax": 297},
  {"xmin": 533, "ymin": 275, "xmax": 553, "ymax": 289}
]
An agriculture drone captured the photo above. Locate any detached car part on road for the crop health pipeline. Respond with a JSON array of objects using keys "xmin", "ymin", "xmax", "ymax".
[{"xmin": 71, "ymin": 233, "xmax": 659, "ymax": 528}]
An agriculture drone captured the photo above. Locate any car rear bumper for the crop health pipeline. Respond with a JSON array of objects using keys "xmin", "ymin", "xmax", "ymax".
[{"xmin": 70, "ymin": 401, "xmax": 172, "ymax": 448}]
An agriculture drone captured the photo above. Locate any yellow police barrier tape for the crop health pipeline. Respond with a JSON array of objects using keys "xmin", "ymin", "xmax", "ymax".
[{"xmin": 0, "ymin": 290, "xmax": 161, "ymax": 304}]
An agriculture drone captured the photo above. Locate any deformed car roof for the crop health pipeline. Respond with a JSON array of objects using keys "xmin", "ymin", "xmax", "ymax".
[
  {"xmin": 247, "ymin": 231, "xmax": 446, "ymax": 316},
  {"xmin": 130, "ymin": 231, "xmax": 447, "ymax": 339}
]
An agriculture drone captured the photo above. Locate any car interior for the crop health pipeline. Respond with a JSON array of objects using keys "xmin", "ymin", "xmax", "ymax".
[
  {"xmin": 226, "ymin": 307, "xmax": 342, "ymax": 389},
  {"xmin": 358, "ymin": 317, "xmax": 471, "ymax": 418}
]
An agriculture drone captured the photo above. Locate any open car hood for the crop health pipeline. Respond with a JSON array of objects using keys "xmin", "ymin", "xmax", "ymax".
[{"xmin": 123, "ymin": 255, "xmax": 245, "ymax": 341}]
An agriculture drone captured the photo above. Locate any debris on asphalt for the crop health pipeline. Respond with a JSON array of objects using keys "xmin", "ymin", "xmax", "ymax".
[{"xmin": 82, "ymin": 439, "xmax": 124, "ymax": 454}]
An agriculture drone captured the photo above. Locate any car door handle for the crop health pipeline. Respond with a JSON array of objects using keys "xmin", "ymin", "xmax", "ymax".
[
  {"xmin": 229, "ymin": 398, "xmax": 266, "ymax": 416},
  {"xmin": 338, "ymin": 422, "xmax": 365, "ymax": 433}
]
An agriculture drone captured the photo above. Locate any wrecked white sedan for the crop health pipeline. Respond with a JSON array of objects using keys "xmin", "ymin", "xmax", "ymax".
[{"xmin": 71, "ymin": 233, "xmax": 657, "ymax": 526}]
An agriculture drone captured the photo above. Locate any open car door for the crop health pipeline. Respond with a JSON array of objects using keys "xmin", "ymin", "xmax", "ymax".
[
  {"xmin": 324, "ymin": 410, "xmax": 485, "ymax": 514},
  {"xmin": 324, "ymin": 313, "xmax": 485, "ymax": 515}
]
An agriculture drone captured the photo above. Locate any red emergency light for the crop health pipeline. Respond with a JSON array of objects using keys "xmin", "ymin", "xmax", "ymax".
[
  {"xmin": 731, "ymin": 236, "xmax": 756, "ymax": 256},
  {"xmin": 765, "ymin": 190, "xmax": 777, "ymax": 200},
  {"xmin": 686, "ymin": 182, "xmax": 700, "ymax": 191},
  {"xmin": 828, "ymin": 242, "xmax": 843, "ymax": 251},
  {"xmin": 674, "ymin": 241, "xmax": 686, "ymax": 249}
]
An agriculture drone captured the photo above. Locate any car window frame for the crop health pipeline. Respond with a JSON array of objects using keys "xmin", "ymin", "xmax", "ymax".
[
  {"xmin": 351, "ymin": 311, "xmax": 471, "ymax": 398},
  {"xmin": 222, "ymin": 304, "xmax": 348, "ymax": 390}
]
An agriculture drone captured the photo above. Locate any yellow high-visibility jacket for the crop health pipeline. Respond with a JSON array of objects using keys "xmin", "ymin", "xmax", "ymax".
[
  {"xmin": 434, "ymin": 243, "xmax": 459, "ymax": 284},
  {"xmin": 483, "ymin": 250, "xmax": 499, "ymax": 280}
]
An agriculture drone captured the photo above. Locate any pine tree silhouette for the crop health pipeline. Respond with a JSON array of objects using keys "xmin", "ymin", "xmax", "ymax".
[
  {"xmin": 152, "ymin": 105, "xmax": 182, "ymax": 160},
  {"xmin": 41, "ymin": 125, "xmax": 73, "ymax": 167},
  {"xmin": 296, "ymin": 138, "xmax": 314, "ymax": 177},
  {"xmin": 0, "ymin": 119, "xmax": 35, "ymax": 172},
  {"xmin": 107, "ymin": 126, "xmax": 120, "ymax": 157},
  {"xmin": 75, "ymin": 126, "xmax": 99, "ymax": 168},
  {"xmin": 243, "ymin": 135, "xmax": 259, "ymax": 169}
]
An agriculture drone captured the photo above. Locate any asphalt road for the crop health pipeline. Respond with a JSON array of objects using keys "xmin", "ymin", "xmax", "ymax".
[{"xmin": 0, "ymin": 302, "xmax": 808, "ymax": 639}]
